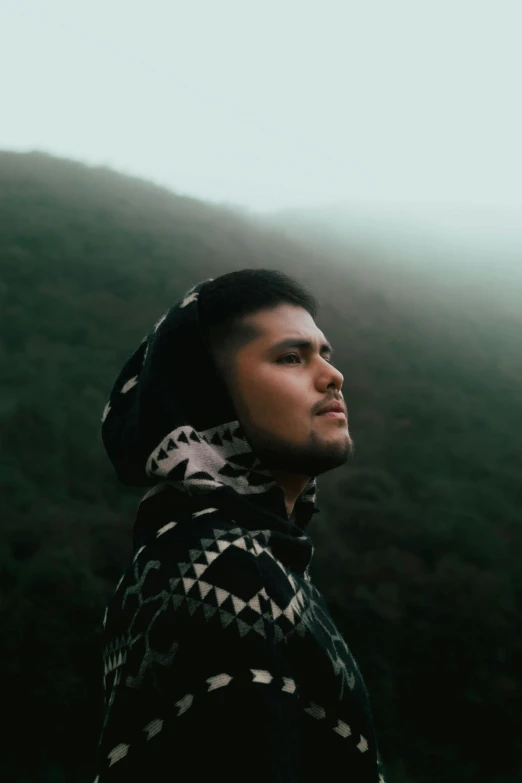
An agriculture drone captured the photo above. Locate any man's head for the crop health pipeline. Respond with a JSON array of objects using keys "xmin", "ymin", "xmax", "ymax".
[{"xmin": 199, "ymin": 269, "xmax": 353, "ymax": 479}]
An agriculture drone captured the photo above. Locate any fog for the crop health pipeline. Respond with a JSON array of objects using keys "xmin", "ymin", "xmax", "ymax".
[{"xmin": 2, "ymin": 0, "xmax": 522, "ymax": 254}]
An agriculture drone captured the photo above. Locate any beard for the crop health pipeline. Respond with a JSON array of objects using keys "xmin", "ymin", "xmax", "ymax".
[{"xmin": 240, "ymin": 415, "xmax": 354, "ymax": 478}]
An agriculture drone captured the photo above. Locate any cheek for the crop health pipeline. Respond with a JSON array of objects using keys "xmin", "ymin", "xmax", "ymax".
[{"xmin": 250, "ymin": 370, "xmax": 308, "ymax": 423}]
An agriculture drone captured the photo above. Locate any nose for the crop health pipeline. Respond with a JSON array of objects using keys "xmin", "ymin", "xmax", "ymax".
[{"xmin": 327, "ymin": 363, "xmax": 344, "ymax": 391}]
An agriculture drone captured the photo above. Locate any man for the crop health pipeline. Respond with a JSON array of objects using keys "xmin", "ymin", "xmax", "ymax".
[{"xmin": 94, "ymin": 269, "xmax": 385, "ymax": 782}]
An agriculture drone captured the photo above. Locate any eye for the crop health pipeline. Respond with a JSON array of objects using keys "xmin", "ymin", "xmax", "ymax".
[{"xmin": 277, "ymin": 353, "xmax": 333, "ymax": 365}]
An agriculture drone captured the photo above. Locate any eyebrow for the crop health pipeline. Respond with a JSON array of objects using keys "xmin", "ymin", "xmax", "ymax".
[{"xmin": 269, "ymin": 337, "xmax": 334, "ymax": 357}]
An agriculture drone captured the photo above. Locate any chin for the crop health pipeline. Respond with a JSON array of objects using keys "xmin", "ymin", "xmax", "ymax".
[
  {"xmin": 242, "ymin": 418, "xmax": 353, "ymax": 474},
  {"xmin": 260, "ymin": 440, "xmax": 353, "ymax": 478}
]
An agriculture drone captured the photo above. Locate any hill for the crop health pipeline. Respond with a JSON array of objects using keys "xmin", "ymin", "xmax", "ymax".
[
  {"xmin": 266, "ymin": 204, "xmax": 522, "ymax": 327},
  {"xmin": 1, "ymin": 150, "xmax": 521, "ymax": 782}
]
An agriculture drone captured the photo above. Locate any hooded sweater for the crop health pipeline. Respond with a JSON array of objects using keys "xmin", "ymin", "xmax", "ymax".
[{"xmin": 94, "ymin": 278, "xmax": 386, "ymax": 782}]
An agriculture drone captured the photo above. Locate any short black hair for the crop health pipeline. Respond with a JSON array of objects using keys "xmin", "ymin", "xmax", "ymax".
[{"xmin": 198, "ymin": 268, "xmax": 320, "ymax": 379}]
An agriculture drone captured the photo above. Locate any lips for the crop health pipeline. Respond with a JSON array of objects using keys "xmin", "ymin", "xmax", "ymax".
[{"xmin": 317, "ymin": 400, "xmax": 345, "ymax": 416}]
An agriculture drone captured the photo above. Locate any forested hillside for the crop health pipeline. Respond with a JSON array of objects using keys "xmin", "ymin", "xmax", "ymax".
[{"xmin": 1, "ymin": 151, "xmax": 521, "ymax": 782}]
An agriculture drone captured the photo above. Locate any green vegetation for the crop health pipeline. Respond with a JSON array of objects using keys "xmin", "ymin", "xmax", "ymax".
[{"xmin": 1, "ymin": 150, "xmax": 521, "ymax": 782}]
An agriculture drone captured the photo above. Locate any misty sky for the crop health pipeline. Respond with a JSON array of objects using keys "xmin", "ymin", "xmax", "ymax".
[{"xmin": 2, "ymin": 0, "xmax": 522, "ymax": 221}]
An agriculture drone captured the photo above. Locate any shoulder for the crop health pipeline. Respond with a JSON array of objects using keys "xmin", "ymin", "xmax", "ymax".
[
  {"xmin": 104, "ymin": 510, "xmax": 303, "ymax": 649},
  {"xmin": 113, "ymin": 511, "xmax": 275, "ymax": 613}
]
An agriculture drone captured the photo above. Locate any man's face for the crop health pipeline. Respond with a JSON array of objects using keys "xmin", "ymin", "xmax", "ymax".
[{"xmin": 223, "ymin": 303, "xmax": 353, "ymax": 478}]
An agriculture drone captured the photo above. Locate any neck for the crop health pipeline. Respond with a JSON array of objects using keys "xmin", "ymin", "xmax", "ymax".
[{"xmin": 270, "ymin": 470, "xmax": 310, "ymax": 519}]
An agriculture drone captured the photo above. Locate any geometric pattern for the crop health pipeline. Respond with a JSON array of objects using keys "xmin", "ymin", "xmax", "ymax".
[
  {"xmin": 96, "ymin": 532, "xmax": 387, "ymax": 779},
  {"xmin": 142, "ymin": 421, "xmax": 274, "ymax": 500},
  {"xmin": 97, "ymin": 672, "xmax": 374, "ymax": 778},
  {"xmin": 102, "ymin": 506, "xmax": 360, "ymax": 732},
  {"xmin": 302, "ymin": 699, "xmax": 370, "ymax": 753},
  {"xmin": 142, "ymin": 413, "xmax": 318, "ymax": 522},
  {"xmin": 146, "ymin": 419, "xmax": 283, "ymax": 495},
  {"xmin": 294, "ymin": 579, "xmax": 359, "ymax": 700}
]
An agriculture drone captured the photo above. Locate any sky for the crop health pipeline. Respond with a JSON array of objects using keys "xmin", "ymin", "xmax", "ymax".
[{"xmin": 2, "ymin": 0, "xmax": 522, "ymax": 226}]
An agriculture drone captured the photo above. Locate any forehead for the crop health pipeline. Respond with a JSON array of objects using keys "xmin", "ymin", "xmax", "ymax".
[{"xmin": 245, "ymin": 303, "xmax": 328, "ymax": 348}]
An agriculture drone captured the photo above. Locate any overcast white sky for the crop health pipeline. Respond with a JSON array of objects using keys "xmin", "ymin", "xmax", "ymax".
[{"xmin": 2, "ymin": 0, "xmax": 522, "ymax": 222}]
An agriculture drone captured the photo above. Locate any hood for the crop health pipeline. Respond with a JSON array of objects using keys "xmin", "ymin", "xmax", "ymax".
[{"xmin": 101, "ymin": 278, "xmax": 319, "ymax": 528}]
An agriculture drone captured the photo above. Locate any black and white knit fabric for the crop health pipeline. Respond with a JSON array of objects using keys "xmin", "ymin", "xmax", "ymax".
[{"xmin": 95, "ymin": 279, "xmax": 386, "ymax": 782}]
